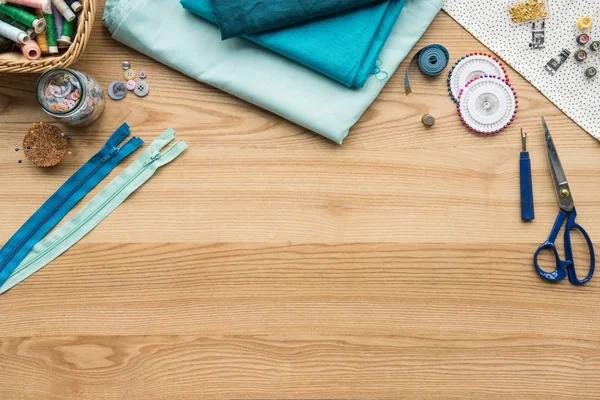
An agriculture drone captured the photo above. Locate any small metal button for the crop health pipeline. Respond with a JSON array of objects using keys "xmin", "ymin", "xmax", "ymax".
[
  {"xmin": 126, "ymin": 80, "xmax": 136, "ymax": 91},
  {"xmin": 107, "ymin": 81, "xmax": 128, "ymax": 100},
  {"xmin": 585, "ymin": 67, "xmax": 597, "ymax": 78},
  {"xmin": 591, "ymin": 41, "xmax": 600, "ymax": 52},
  {"xmin": 124, "ymin": 69, "xmax": 135, "ymax": 80},
  {"xmin": 133, "ymin": 81, "xmax": 150, "ymax": 97},
  {"xmin": 422, "ymin": 114, "xmax": 435, "ymax": 127},
  {"xmin": 577, "ymin": 34, "xmax": 590, "ymax": 45},
  {"xmin": 139, "ymin": 71, "xmax": 147, "ymax": 79},
  {"xmin": 574, "ymin": 49, "xmax": 588, "ymax": 62},
  {"xmin": 122, "ymin": 61, "xmax": 131, "ymax": 70}
]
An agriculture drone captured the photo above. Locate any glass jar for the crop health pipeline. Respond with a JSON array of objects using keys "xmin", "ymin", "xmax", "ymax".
[{"xmin": 36, "ymin": 68, "xmax": 105, "ymax": 127}]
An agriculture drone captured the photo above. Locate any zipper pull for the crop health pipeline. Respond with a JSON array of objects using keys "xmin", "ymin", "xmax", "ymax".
[
  {"xmin": 143, "ymin": 150, "xmax": 162, "ymax": 166},
  {"xmin": 101, "ymin": 147, "xmax": 120, "ymax": 162}
]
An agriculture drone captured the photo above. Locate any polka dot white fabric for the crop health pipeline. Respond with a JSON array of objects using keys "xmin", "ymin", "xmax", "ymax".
[{"xmin": 443, "ymin": 0, "xmax": 600, "ymax": 141}]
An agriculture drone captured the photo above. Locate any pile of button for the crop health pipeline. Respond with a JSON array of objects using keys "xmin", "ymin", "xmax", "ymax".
[{"xmin": 107, "ymin": 61, "xmax": 150, "ymax": 100}]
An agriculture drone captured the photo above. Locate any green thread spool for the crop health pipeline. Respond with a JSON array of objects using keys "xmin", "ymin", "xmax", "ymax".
[
  {"xmin": 0, "ymin": 4, "xmax": 46, "ymax": 34},
  {"xmin": 59, "ymin": 16, "xmax": 74, "ymax": 45},
  {"xmin": 43, "ymin": 12, "xmax": 58, "ymax": 53}
]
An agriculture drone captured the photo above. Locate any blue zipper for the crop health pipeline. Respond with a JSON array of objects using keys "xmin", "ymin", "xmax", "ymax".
[{"xmin": 0, "ymin": 123, "xmax": 143, "ymax": 286}]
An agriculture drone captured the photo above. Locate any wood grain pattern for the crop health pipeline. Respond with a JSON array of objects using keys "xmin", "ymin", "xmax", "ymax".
[{"xmin": 1, "ymin": 2, "xmax": 600, "ymax": 399}]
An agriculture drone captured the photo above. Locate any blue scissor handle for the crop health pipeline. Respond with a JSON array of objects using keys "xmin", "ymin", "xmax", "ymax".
[{"xmin": 534, "ymin": 208, "xmax": 595, "ymax": 284}]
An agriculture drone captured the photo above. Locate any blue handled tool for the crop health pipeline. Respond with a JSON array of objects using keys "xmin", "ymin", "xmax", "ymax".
[
  {"xmin": 520, "ymin": 129, "xmax": 535, "ymax": 221},
  {"xmin": 533, "ymin": 118, "xmax": 595, "ymax": 285}
]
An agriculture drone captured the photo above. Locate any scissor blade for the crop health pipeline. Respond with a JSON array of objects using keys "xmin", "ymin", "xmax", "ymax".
[{"xmin": 543, "ymin": 118, "xmax": 574, "ymax": 212}]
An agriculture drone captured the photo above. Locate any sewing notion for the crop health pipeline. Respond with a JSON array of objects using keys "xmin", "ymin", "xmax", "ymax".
[
  {"xmin": 23, "ymin": 122, "xmax": 69, "ymax": 167},
  {"xmin": 404, "ymin": 44, "xmax": 449, "ymax": 95},
  {"xmin": 533, "ymin": 118, "xmax": 595, "ymax": 285},
  {"xmin": 447, "ymin": 53, "xmax": 508, "ymax": 103},
  {"xmin": 519, "ymin": 129, "xmax": 534, "ymax": 221},
  {"xmin": 0, "ymin": 128, "xmax": 187, "ymax": 294},
  {"xmin": 0, "ymin": 0, "xmax": 82, "ymax": 60},
  {"xmin": 36, "ymin": 68, "xmax": 104, "ymax": 126}
]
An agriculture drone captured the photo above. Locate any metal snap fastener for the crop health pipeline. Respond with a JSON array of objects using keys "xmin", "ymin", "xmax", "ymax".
[
  {"xmin": 577, "ymin": 34, "xmax": 590, "ymax": 45},
  {"xmin": 122, "ymin": 61, "xmax": 131, "ymax": 70},
  {"xmin": 585, "ymin": 67, "xmax": 597, "ymax": 78},
  {"xmin": 574, "ymin": 49, "xmax": 588, "ymax": 62}
]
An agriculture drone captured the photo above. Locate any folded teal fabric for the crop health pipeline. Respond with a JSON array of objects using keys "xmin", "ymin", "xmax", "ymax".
[
  {"xmin": 181, "ymin": 0, "xmax": 406, "ymax": 88},
  {"xmin": 211, "ymin": 0, "xmax": 384, "ymax": 39},
  {"xmin": 103, "ymin": 0, "xmax": 444, "ymax": 144}
]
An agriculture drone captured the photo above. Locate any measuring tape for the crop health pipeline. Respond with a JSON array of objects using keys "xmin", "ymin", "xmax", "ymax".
[{"xmin": 405, "ymin": 44, "xmax": 450, "ymax": 95}]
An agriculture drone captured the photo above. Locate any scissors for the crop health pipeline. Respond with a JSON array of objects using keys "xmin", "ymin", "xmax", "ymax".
[{"xmin": 533, "ymin": 118, "xmax": 595, "ymax": 284}]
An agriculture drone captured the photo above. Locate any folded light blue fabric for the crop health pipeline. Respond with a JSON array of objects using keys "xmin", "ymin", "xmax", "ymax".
[
  {"xmin": 211, "ymin": 0, "xmax": 385, "ymax": 39},
  {"xmin": 182, "ymin": 0, "xmax": 406, "ymax": 88},
  {"xmin": 103, "ymin": 0, "xmax": 444, "ymax": 144}
]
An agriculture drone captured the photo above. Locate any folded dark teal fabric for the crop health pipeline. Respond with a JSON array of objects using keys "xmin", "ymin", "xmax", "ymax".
[
  {"xmin": 181, "ymin": 0, "xmax": 406, "ymax": 88},
  {"xmin": 212, "ymin": 0, "xmax": 385, "ymax": 39}
]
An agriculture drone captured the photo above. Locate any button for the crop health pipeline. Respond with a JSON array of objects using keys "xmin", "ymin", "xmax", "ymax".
[
  {"xmin": 107, "ymin": 81, "xmax": 128, "ymax": 100},
  {"xmin": 126, "ymin": 80, "xmax": 136, "ymax": 90},
  {"xmin": 124, "ymin": 69, "xmax": 135, "ymax": 80},
  {"xmin": 585, "ymin": 67, "xmax": 597, "ymax": 78},
  {"xmin": 133, "ymin": 81, "xmax": 150, "ymax": 97},
  {"xmin": 577, "ymin": 34, "xmax": 590, "ymax": 45},
  {"xmin": 574, "ymin": 49, "xmax": 588, "ymax": 62},
  {"xmin": 591, "ymin": 41, "xmax": 600, "ymax": 52},
  {"xmin": 139, "ymin": 71, "xmax": 147, "ymax": 79},
  {"xmin": 122, "ymin": 61, "xmax": 131, "ymax": 70},
  {"xmin": 578, "ymin": 16, "xmax": 593, "ymax": 30}
]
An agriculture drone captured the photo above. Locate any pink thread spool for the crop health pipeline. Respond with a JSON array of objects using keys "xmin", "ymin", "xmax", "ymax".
[
  {"xmin": 6, "ymin": 0, "xmax": 51, "ymax": 12},
  {"xmin": 20, "ymin": 39, "xmax": 41, "ymax": 60}
]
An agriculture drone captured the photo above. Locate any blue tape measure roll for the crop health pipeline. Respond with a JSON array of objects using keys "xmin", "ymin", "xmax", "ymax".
[{"xmin": 405, "ymin": 44, "xmax": 450, "ymax": 95}]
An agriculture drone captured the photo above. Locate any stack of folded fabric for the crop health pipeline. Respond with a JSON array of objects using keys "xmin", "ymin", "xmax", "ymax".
[{"xmin": 103, "ymin": 0, "xmax": 444, "ymax": 144}]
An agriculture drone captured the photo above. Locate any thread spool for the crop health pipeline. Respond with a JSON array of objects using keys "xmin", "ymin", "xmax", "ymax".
[
  {"xmin": 19, "ymin": 39, "xmax": 40, "ymax": 59},
  {"xmin": 65, "ymin": 0, "xmax": 81, "ymax": 12},
  {"xmin": 0, "ymin": 19, "xmax": 29, "ymax": 43},
  {"xmin": 35, "ymin": 31, "xmax": 48, "ymax": 53},
  {"xmin": 0, "ymin": 3, "xmax": 46, "ymax": 33},
  {"xmin": 6, "ymin": 0, "xmax": 51, "ymax": 12},
  {"xmin": 51, "ymin": 4, "xmax": 61, "ymax": 39},
  {"xmin": 59, "ymin": 16, "xmax": 73, "ymax": 45},
  {"xmin": 50, "ymin": 0, "xmax": 74, "ymax": 21},
  {"xmin": 0, "ymin": 11, "xmax": 28, "ymax": 31},
  {"xmin": 43, "ymin": 11, "xmax": 57, "ymax": 53}
]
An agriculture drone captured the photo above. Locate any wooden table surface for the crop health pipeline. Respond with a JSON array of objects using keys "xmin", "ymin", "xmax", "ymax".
[{"xmin": 1, "ymin": 2, "xmax": 600, "ymax": 399}]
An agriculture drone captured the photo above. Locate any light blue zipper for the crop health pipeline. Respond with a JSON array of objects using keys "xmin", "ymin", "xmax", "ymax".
[
  {"xmin": 0, "ymin": 129, "xmax": 187, "ymax": 293},
  {"xmin": 0, "ymin": 122, "xmax": 143, "ymax": 287}
]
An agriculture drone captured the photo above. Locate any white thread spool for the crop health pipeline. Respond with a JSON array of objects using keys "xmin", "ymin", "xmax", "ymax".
[
  {"xmin": 0, "ymin": 19, "xmax": 29, "ymax": 44},
  {"xmin": 32, "ymin": 17, "xmax": 46, "ymax": 33},
  {"xmin": 69, "ymin": 1, "xmax": 81, "ymax": 12},
  {"xmin": 51, "ymin": 0, "xmax": 74, "ymax": 21}
]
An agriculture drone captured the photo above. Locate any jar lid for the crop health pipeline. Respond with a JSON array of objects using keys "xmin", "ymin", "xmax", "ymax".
[{"xmin": 36, "ymin": 69, "xmax": 84, "ymax": 115}]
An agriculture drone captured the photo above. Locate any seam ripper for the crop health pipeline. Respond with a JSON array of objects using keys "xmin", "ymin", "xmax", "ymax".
[{"xmin": 520, "ymin": 128, "xmax": 535, "ymax": 221}]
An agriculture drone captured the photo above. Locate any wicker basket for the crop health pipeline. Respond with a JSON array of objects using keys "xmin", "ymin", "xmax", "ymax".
[{"xmin": 0, "ymin": 0, "xmax": 96, "ymax": 73}]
